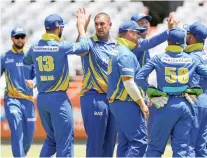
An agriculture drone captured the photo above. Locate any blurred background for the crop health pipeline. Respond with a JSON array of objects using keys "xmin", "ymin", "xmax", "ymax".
[{"xmin": 1, "ymin": 0, "xmax": 207, "ymax": 157}]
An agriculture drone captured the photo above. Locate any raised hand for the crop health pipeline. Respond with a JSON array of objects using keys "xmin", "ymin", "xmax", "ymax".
[{"xmin": 167, "ymin": 12, "xmax": 180, "ymax": 29}]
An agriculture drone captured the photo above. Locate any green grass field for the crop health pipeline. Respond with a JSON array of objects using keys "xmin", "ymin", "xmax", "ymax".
[{"xmin": 1, "ymin": 139, "xmax": 173, "ymax": 157}]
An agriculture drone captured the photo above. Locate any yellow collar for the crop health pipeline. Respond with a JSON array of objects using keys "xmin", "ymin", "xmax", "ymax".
[
  {"xmin": 165, "ymin": 45, "xmax": 183, "ymax": 53},
  {"xmin": 185, "ymin": 43, "xmax": 204, "ymax": 53},
  {"xmin": 117, "ymin": 37, "xmax": 136, "ymax": 50},
  {"xmin": 11, "ymin": 46, "xmax": 27, "ymax": 54},
  {"xmin": 93, "ymin": 34, "xmax": 115, "ymax": 44},
  {"xmin": 93, "ymin": 34, "xmax": 99, "ymax": 42},
  {"xmin": 42, "ymin": 33, "xmax": 61, "ymax": 42}
]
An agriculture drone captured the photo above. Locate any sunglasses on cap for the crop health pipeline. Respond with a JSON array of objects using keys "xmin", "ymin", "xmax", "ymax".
[{"xmin": 14, "ymin": 34, "xmax": 26, "ymax": 39}]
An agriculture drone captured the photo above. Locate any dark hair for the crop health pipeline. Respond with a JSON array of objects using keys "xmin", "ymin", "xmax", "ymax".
[{"xmin": 45, "ymin": 29, "xmax": 56, "ymax": 33}]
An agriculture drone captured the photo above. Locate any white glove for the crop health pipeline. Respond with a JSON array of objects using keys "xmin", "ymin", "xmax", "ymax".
[
  {"xmin": 185, "ymin": 93, "xmax": 197, "ymax": 104},
  {"xmin": 151, "ymin": 96, "xmax": 169, "ymax": 109}
]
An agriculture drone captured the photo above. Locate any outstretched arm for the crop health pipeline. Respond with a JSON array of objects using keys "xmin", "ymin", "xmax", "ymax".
[{"xmin": 133, "ymin": 12, "xmax": 179, "ymax": 54}]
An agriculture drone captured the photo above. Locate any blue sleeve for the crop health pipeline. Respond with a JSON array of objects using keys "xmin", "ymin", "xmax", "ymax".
[
  {"xmin": 195, "ymin": 62, "xmax": 207, "ymax": 77},
  {"xmin": 191, "ymin": 54, "xmax": 202, "ymax": 85},
  {"xmin": 136, "ymin": 56, "xmax": 157, "ymax": 91},
  {"xmin": 133, "ymin": 30, "xmax": 169, "ymax": 53},
  {"xmin": 31, "ymin": 65, "xmax": 36, "ymax": 87},
  {"xmin": 31, "ymin": 65, "xmax": 36, "ymax": 79},
  {"xmin": 64, "ymin": 37, "xmax": 90, "ymax": 55},
  {"xmin": 0, "ymin": 55, "xmax": 4, "ymax": 76},
  {"xmin": 23, "ymin": 48, "xmax": 33, "ymax": 65},
  {"xmin": 118, "ymin": 54, "xmax": 137, "ymax": 77}
]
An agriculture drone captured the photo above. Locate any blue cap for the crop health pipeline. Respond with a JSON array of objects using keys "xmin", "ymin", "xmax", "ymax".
[
  {"xmin": 11, "ymin": 26, "xmax": 27, "ymax": 37},
  {"xmin": 183, "ymin": 22, "xmax": 207, "ymax": 42},
  {"xmin": 44, "ymin": 14, "xmax": 68, "ymax": 30},
  {"xmin": 168, "ymin": 27, "xmax": 185, "ymax": 45},
  {"xmin": 131, "ymin": 13, "xmax": 152, "ymax": 22},
  {"xmin": 119, "ymin": 20, "xmax": 146, "ymax": 34}
]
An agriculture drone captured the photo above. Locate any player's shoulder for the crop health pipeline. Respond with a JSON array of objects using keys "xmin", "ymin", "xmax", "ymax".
[
  {"xmin": 151, "ymin": 53, "xmax": 164, "ymax": 61},
  {"xmin": 0, "ymin": 50, "xmax": 13, "ymax": 63},
  {"xmin": 116, "ymin": 44, "xmax": 133, "ymax": 55},
  {"xmin": 192, "ymin": 50, "xmax": 206, "ymax": 58},
  {"xmin": 0, "ymin": 52, "xmax": 6, "ymax": 59},
  {"xmin": 2, "ymin": 50, "xmax": 12, "ymax": 57}
]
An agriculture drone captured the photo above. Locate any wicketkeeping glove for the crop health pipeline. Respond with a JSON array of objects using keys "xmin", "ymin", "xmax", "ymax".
[
  {"xmin": 146, "ymin": 86, "xmax": 168, "ymax": 99},
  {"xmin": 147, "ymin": 86, "xmax": 169, "ymax": 109},
  {"xmin": 151, "ymin": 96, "xmax": 169, "ymax": 109},
  {"xmin": 184, "ymin": 85, "xmax": 203, "ymax": 104},
  {"xmin": 184, "ymin": 86, "xmax": 203, "ymax": 96}
]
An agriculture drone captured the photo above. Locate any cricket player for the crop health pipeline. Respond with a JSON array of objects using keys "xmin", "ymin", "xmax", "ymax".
[
  {"xmin": 79, "ymin": 12, "xmax": 117, "ymax": 157},
  {"xmin": 131, "ymin": 12, "xmax": 152, "ymax": 66},
  {"xmin": 107, "ymin": 20, "xmax": 149, "ymax": 157},
  {"xmin": 183, "ymin": 22, "xmax": 207, "ymax": 157},
  {"xmin": 131, "ymin": 12, "xmax": 179, "ymax": 138},
  {"xmin": 136, "ymin": 27, "xmax": 207, "ymax": 157},
  {"xmin": 23, "ymin": 10, "xmax": 90, "ymax": 157},
  {"xmin": 0, "ymin": 26, "xmax": 36, "ymax": 157}
]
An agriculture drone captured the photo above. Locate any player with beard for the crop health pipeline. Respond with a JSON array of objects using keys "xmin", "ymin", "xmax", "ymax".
[
  {"xmin": 23, "ymin": 10, "xmax": 90, "ymax": 157},
  {"xmin": 0, "ymin": 26, "xmax": 36, "ymax": 157}
]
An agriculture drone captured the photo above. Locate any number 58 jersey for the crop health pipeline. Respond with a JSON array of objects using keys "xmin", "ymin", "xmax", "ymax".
[
  {"xmin": 136, "ymin": 46, "xmax": 207, "ymax": 96},
  {"xmin": 23, "ymin": 34, "xmax": 89, "ymax": 93}
]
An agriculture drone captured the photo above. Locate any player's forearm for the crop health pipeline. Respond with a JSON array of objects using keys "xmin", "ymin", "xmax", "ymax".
[
  {"xmin": 136, "ymin": 73, "xmax": 150, "ymax": 91},
  {"xmin": 135, "ymin": 30, "xmax": 169, "ymax": 53},
  {"xmin": 135, "ymin": 97, "xmax": 146, "ymax": 109},
  {"xmin": 77, "ymin": 25, "xmax": 86, "ymax": 38},
  {"xmin": 76, "ymin": 25, "xmax": 89, "ymax": 42},
  {"xmin": 144, "ymin": 30, "xmax": 169, "ymax": 49},
  {"xmin": 196, "ymin": 62, "xmax": 207, "ymax": 77},
  {"xmin": 136, "ymin": 59, "xmax": 155, "ymax": 90},
  {"xmin": 123, "ymin": 78, "xmax": 143, "ymax": 102}
]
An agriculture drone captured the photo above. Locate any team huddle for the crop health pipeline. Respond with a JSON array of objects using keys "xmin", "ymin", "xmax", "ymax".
[{"xmin": 1, "ymin": 8, "xmax": 207, "ymax": 157}]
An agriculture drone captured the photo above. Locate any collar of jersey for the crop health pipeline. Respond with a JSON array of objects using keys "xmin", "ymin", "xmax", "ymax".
[
  {"xmin": 117, "ymin": 38, "xmax": 136, "ymax": 50},
  {"xmin": 165, "ymin": 45, "xmax": 183, "ymax": 53},
  {"xmin": 42, "ymin": 33, "xmax": 61, "ymax": 42},
  {"xmin": 185, "ymin": 43, "xmax": 204, "ymax": 53},
  {"xmin": 11, "ymin": 46, "xmax": 27, "ymax": 54},
  {"xmin": 93, "ymin": 34, "xmax": 116, "ymax": 44}
]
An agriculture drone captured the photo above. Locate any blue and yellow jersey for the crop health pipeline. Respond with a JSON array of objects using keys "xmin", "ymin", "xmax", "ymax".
[
  {"xmin": 133, "ymin": 30, "xmax": 169, "ymax": 67},
  {"xmin": 136, "ymin": 45, "xmax": 207, "ymax": 96},
  {"xmin": 107, "ymin": 37, "xmax": 141, "ymax": 102},
  {"xmin": 80, "ymin": 34, "xmax": 116, "ymax": 96},
  {"xmin": 0, "ymin": 47, "xmax": 35, "ymax": 101},
  {"xmin": 185, "ymin": 43, "xmax": 207, "ymax": 90},
  {"xmin": 23, "ymin": 33, "xmax": 90, "ymax": 93}
]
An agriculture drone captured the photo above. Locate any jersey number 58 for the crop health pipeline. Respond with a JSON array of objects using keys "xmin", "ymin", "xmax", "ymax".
[{"xmin": 165, "ymin": 67, "xmax": 189, "ymax": 84}]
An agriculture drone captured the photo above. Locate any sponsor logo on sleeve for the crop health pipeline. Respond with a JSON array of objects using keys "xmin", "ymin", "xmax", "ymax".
[{"xmin": 5, "ymin": 58, "xmax": 14, "ymax": 64}]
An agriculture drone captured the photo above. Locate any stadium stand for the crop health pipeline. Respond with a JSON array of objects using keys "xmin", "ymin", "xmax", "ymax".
[
  {"xmin": 1, "ymin": 0, "xmax": 207, "ymax": 88},
  {"xmin": 1, "ymin": 0, "xmax": 145, "ymax": 79}
]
